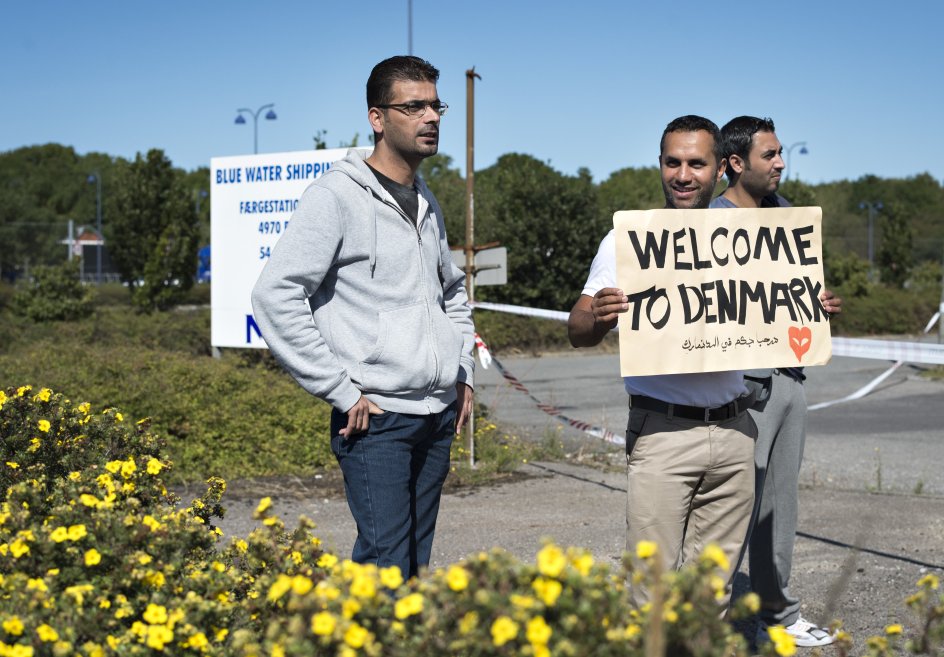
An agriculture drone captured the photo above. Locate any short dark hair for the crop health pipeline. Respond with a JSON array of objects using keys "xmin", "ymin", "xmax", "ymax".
[
  {"xmin": 366, "ymin": 56, "xmax": 440, "ymax": 108},
  {"xmin": 720, "ymin": 116, "xmax": 776, "ymax": 179},
  {"xmin": 660, "ymin": 115, "xmax": 722, "ymax": 165}
]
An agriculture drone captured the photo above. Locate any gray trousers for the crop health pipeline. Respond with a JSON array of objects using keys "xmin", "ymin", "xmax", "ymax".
[{"xmin": 748, "ymin": 371, "xmax": 807, "ymax": 626}]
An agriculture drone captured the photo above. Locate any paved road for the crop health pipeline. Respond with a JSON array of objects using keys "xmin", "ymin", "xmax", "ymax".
[{"xmin": 474, "ymin": 347, "xmax": 944, "ymax": 496}]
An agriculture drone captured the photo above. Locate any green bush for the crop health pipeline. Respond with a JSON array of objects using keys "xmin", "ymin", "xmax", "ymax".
[
  {"xmin": 472, "ymin": 309, "xmax": 617, "ymax": 355},
  {"xmin": 830, "ymin": 285, "xmax": 940, "ymax": 336},
  {"xmin": 3, "ymin": 388, "xmax": 943, "ymax": 657},
  {"xmin": 11, "ymin": 260, "xmax": 94, "ymax": 322},
  {"xmin": 0, "ymin": 316, "xmax": 333, "ymax": 484}
]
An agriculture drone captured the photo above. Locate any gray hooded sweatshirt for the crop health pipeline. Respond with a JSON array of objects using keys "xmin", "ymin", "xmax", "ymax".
[{"xmin": 251, "ymin": 150, "xmax": 474, "ymax": 415}]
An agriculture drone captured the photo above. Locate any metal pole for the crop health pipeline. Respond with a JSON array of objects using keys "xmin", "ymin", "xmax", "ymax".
[
  {"xmin": 67, "ymin": 219, "xmax": 74, "ymax": 262},
  {"xmin": 407, "ymin": 0, "xmax": 413, "ymax": 55},
  {"xmin": 465, "ymin": 67, "xmax": 480, "ymax": 468},
  {"xmin": 939, "ymin": 241, "xmax": 944, "ymax": 344}
]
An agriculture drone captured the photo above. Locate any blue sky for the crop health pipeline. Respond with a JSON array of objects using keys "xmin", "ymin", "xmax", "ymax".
[{"xmin": 3, "ymin": 0, "xmax": 942, "ymax": 184}]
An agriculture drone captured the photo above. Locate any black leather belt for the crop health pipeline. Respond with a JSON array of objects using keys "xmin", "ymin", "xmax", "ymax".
[{"xmin": 630, "ymin": 390, "xmax": 756, "ymax": 423}]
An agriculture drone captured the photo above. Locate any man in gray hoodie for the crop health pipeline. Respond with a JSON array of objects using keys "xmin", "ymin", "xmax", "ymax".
[{"xmin": 251, "ymin": 56, "xmax": 474, "ymax": 579}]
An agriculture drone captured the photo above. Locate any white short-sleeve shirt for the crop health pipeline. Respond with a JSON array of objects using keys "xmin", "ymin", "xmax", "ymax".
[{"xmin": 582, "ymin": 229, "xmax": 746, "ymax": 407}]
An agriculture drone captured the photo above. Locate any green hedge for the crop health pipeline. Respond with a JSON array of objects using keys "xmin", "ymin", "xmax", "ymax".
[{"xmin": 0, "ymin": 308, "xmax": 331, "ymax": 484}]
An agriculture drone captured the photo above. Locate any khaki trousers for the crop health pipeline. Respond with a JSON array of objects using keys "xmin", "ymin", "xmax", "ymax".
[{"xmin": 626, "ymin": 408, "xmax": 756, "ymax": 609}]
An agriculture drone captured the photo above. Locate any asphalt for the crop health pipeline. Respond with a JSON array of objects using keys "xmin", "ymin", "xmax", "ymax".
[{"xmin": 209, "ymin": 346, "xmax": 944, "ymax": 654}]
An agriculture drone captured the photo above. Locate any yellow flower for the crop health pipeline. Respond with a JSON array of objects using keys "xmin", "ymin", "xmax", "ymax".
[
  {"xmin": 742, "ymin": 592, "xmax": 761, "ymax": 613},
  {"xmin": 143, "ymin": 604, "xmax": 168, "ymax": 625},
  {"xmin": 569, "ymin": 549, "xmax": 594, "ymax": 576},
  {"xmin": 184, "ymin": 632, "xmax": 209, "ymax": 649},
  {"xmin": 918, "ymin": 573, "xmax": 940, "ymax": 589},
  {"xmin": 105, "ymin": 461, "xmax": 122, "ymax": 474},
  {"xmin": 235, "ymin": 539, "xmax": 248, "ymax": 553},
  {"xmin": 37, "ymin": 419, "xmax": 51, "ymax": 432},
  {"xmin": 526, "ymin": 616, "xmax": 552, "ymax": 646},
  {"xmin": 315, "ymin": 553, "xmax": 338, "ymax": 569},
  {"xmin": 663, "ymin": 608, "xmax": 678, "ymax": 623},
  {"xmin": 343, "ymin": 623, "xmax": 368, "ymax": 649},
  {"xmin": 624, "ymin": 623, "xmax": 641, "ymax": 639},
  {"xmin": 0, "ymin": 390, "xmax": 6, "ymax": 406},
  {"xmin": 146, "ymin": 624, "xmax": 173, "ymax": 650},
  {"xmin": 636, "ymin": 540, "xmax": 658, "ymax": 560},
  {"xmin": 67, "ymin": 524, "xmax": 87, "ymax": 541},
  {"xmin": 379, "ymin": 565, "xmax": 403, "ymax": 589},
  {"xmin": 146, "ymin": 458, "xmax": 163, "ymax": 475},
  {"xmin": 511, "ymin": 594, "xmax": 537, "ymax": 609},
  {"xmin": 142, "ymin": 516, "xmax": 162, "ymax": 532},
  {"xmin": 350, "ymin": 574, "xmax": 377, "ymax": 599},
  {"xmin": 16, "ymin": 385, "xmax": 31, "ymax": 397},
  {"xmin": 27, "ymin": 578, "xmax": 48, "ymax": 592},
  {"xmin": 311, "ymin": 612, "xmax": 336, "ymax": 636},
  {"xmin": 36, "ymin": 624, "xmax": 59, "ymax": 642},
  {"xmin": 536, "ymin": 543, "xmax": 567, "ymax": 578},
  {"xmin": 120, "ymin": 459, "xmax": 136, "ymax": 479},
  {"xmin": 766, "ymin": 625, "xmax": 797, "ymax": 657},
  {"xmin": 6, "ymin": 462, "xmax": 19, "ymax": 470},
  {"xmin": 532, "ymin": 577, "xmax": 563, "ymax": 606},
  {"xmin": 3, "ymin": 616, "xmax": 25, "ymax": 635},
  {"xmin": 256, "ymin": 497, "xmax": 272, "ymax": 514},
  {"xmin": 291, "ymin": 575, "xmax": 313, "ymax": 595},
  {"xmin": 491, "ymin": 616, "xmax": 519, "ymax": 647},
  {"xmin": 115, "ymin": 412, "xmax": 124, "ymax": 422},
  {"xmin": 36, "ymin": 388, "xmax": 52, "ymax": 402},
  {"xmin": 885, "ymin": 624, "xmax": 903, "ymax": 635},
  {"xmin": 271, "ymin": 643, "xmax": 285, "ymax": 657},
  {"xmin": 701, "ymin": 543, "xmax": 730, "ymax": 571},
  {"xmin": 10, "ymin": 538, "xmax": 29, "ymax": 558},
  {"xmin": 342, "ymin": 599, "xmax": 361, "ymax": 619},
  {"xmin": 68, "ymin": 471, "xmax": 81, "ymax": 481},
  {"xmin": 137, "ymin": 554, "xmax": 152, "ymax": 565},
  {"xmin": 49, "ymin": 526, "xmax": 69, "ymax": 543},
  {"xmin": 394, "ymin": 593, "xmax": 424, "ymax": 620},
  {"xmin": 144, "ymin": 570, "xmax": 165, "ymax": 588},
  {"xmin": 446, "ymin": 564, "xmax": 470, "ymax": 591},
  {"xmin": 85, "ymin": 549, "xmax": 102, "ymax": 566},
  {"xmin": 268, "ymin": 575, "xmax": 292, "ymax": 602},
  {"xmin": 458, "ymin": 611, "xmax": 478, "ymax": 635},
  {"xmin": 78, "ymin": 402, "xmax": 91, "ymax": 415}
]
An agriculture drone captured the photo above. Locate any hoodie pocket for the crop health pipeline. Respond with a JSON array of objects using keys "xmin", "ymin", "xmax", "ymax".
[{"xmin": 358, "ymin": 301, "xmax": 438, "ymax": 393}]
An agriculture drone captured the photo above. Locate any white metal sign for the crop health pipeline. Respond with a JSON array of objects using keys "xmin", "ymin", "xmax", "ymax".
[{"xmin": 210, "ymin": 148, "xmax": 362, "ymax": 349}]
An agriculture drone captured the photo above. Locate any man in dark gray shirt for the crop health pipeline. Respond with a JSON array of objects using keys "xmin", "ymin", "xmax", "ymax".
[{"xmin": 712, "ymin": 116, "xmax": 841, "ymax": 647}]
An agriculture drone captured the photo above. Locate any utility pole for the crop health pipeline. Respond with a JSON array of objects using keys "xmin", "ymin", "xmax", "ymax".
[{"xmin": 465, "ymin": 67, "xmax": 481, "ymax": 467}]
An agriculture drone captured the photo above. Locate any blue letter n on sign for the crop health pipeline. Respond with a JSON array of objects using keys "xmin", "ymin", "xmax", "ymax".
[{"xmin": 246, "ymin": 315, "xmax": 262, "ymax": 344}]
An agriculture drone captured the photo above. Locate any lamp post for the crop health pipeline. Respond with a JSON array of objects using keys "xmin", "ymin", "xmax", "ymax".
[
  {"xmin": 234, "ymin": 104, "xmax": 277, "ymax": 154},
  {"xmin": 784, "ymin": 141, "xmax": 808, "ymax": 181},
  {"xmin": 860, "ymin": 201, "xmax": 883, "ymax": 279},
  {"xmin": 87, "ymin": 172, "xmax": 102, "ymax": 283}
]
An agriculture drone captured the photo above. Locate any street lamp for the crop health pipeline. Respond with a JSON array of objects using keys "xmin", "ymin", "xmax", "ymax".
[
  {"xmin": 784, "ymin": 141, "xmax": 808, "ymax": 181},
  {"xmin": 234, "ymin": 104, "xmax": 277, "ymax": 154},
  {"xmin": 87, "ymin": 172, "xmax": 102, "ymax": 283},
  {"xmin": 860, "ymin": 200, "xmax": 883, "ymax": 278}
]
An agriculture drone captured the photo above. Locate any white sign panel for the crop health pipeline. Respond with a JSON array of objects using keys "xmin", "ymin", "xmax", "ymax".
[{"xmin": 210, "ymin": 148, "xmax": 365, "ymax": 349}]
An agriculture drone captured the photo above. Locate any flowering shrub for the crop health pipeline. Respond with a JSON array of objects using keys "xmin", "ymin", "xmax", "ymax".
[{"xmin": 2, "ymin": 386, "xmax": 942, "ymax": 657}]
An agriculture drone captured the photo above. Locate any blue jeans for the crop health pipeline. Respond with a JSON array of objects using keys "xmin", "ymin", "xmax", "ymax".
[{"xmin": 330, "ymin": 405, "xmax": 455, "ymax": 578}]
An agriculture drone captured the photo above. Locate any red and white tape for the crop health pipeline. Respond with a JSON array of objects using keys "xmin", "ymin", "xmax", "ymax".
[{"xmin": 474, "ymin": 332, "xmax": 624, "ymax": 446}]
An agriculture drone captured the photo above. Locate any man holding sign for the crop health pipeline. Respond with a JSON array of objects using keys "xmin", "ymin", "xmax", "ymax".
[
  {"xmin": 568, "ymin": 115, "xmax": 757, "ymax": 609},
  {"xmin": 712, "ymin": 116, "xmax": 840, "ymax": 647}
]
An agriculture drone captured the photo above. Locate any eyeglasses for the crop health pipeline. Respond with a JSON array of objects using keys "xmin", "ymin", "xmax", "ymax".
[{"xmin": 377, "ymin": 100, "xmax": 448, "ymax": 118}]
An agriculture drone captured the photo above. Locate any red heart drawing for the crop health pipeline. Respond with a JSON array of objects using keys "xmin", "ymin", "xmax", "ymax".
[{"xmin": 788, "ymin": 326, "xmax": 812, "ymax": 362}]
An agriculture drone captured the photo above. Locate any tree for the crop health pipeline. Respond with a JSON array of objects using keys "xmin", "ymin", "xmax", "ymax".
[
  {"xmin": 419, "ymin": 153, "xmax": 466, "ymax": 242},
  {"xmin": 474, "ymin": 154, "xmax": 604, "ymax": 311},
  {"xmin": 597, "ymin": 166, "xmax": 663, "ymax": 217},
  {"xmin": 110, "ymin": 149, "xmax": 199, "ymax": 311},
  {"xmin": 877, "ymin": 201, "xmax": 913, "ymax": 288},
  {"xmin": 12, "ymin": 259, "xmax": 93, "ymax": 321}
]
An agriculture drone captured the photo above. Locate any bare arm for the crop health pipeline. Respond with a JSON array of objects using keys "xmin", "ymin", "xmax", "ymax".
[{"xmin": 567, "ymin": 288, "xmax": 629, "ymax": 348}]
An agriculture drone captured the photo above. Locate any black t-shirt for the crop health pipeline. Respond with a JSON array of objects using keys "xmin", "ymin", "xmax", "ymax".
[{"xmin": 365, "ymin": 163, "xmax": 419, "ymax": 225}]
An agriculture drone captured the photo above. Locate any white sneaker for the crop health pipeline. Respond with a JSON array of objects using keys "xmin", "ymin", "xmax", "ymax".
[{"xmin": 757, "ymin": 616, "xmax": 835, "ymax": 648}]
